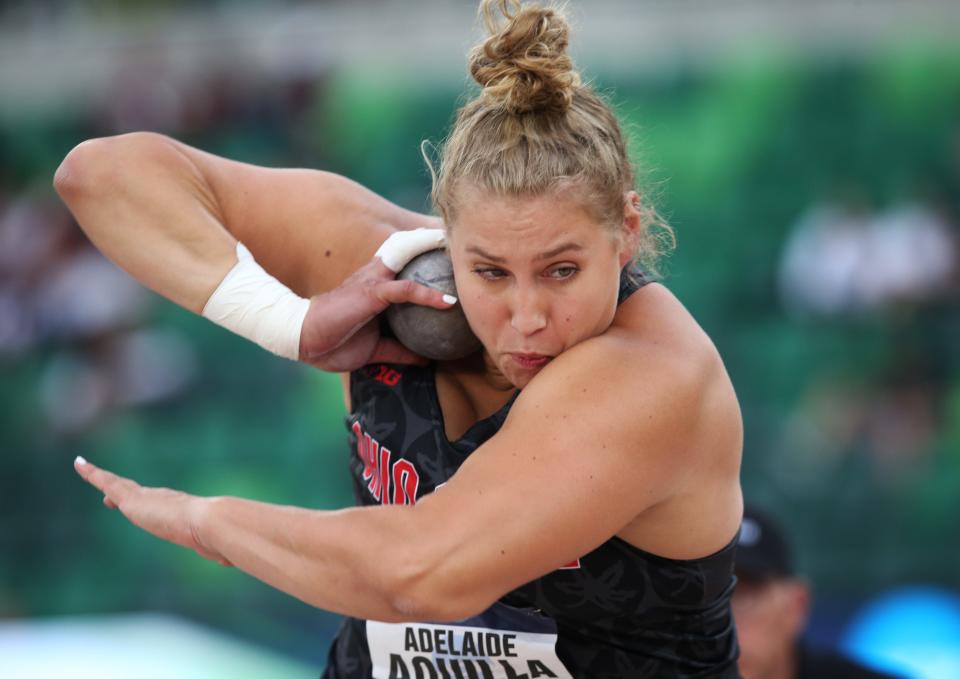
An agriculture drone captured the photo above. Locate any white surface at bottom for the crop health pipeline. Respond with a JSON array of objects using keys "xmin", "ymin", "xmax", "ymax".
[{"xmin": 0, "ymin": 612, "xmax": 318, "ymax": 679}]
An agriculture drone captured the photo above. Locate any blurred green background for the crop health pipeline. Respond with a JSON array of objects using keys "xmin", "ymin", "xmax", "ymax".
[{"xmin": 1, "ymin": 1, "xmax": 958, "ymax": 677}]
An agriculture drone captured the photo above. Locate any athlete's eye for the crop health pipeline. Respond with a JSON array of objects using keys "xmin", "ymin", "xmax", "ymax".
[
  {"xmin": 474, "ymin": 267, "xmax": 507, "ymax": 281},
  {"xmin": 548, "ymin": 265, "xmax": 579, "ymax": 280}
]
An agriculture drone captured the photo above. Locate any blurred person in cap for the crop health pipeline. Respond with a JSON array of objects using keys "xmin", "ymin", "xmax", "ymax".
[{"xmin": 734, "ymin": 506, "xmax": 904, "ymax": 679}]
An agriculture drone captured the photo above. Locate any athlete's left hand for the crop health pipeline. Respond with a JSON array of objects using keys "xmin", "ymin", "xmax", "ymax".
[{"xmin": 73, "ymin": 457, "xmax": 232, "ymax": 567}]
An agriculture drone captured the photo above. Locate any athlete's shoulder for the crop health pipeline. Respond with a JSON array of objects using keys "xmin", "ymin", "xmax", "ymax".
[
  {"xmin": 512, "ymin": 283, "xmax": 733, "ymax": 456},
  {"xmin": 612, "ymin": 281, "xmax": 722, "ymax": 377},
  {"xmin": 514, "ymin": 318, "xmax": 711, "ymax": 436},
  {"xmin": 607, "ymin": 282, "xmax": 743, "ymax": 480}
]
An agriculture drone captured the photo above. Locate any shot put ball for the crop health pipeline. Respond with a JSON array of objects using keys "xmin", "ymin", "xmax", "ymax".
[{"xmin": 385, "ymin": 249, "xmax": 482, "ymax": 361}]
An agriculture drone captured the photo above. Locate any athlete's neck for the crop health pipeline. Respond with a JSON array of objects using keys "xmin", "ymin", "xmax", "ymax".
[{"xmin": 439, "ymin": 351, "xmax": 517, "ymax": 393}]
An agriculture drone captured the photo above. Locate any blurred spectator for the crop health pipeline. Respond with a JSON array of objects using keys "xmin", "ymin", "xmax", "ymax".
[
  {"xmin": 0, "ymin": 190, "xmax": 73, "ymax": 354},
  {"xmin": 858, "ymin": 200, "xmax": 957, "ymax": 310},
  {"xmin": 36, "ymin": 327, "xmax": 198, "ymax": 436},
  {"xmin": 0, "ymin": 184, "xmax": 198, "ymax": 436},
  {"xmin": 778, "ymin": 193, "xmax": 957, "ymax": 318},
  {"xmin": 774, "ymin": 340, "xmax": 945, "ymax": 490},
  {"xmin": 778, "ymin": 197, "xmax": 873, "ymax": 317},
  {"xmin": 733, "ymin": 506, "xmax": 904, "ymax": 679}
]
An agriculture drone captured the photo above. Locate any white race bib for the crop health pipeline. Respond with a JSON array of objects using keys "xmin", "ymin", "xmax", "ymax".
[{"xmin": 366, "ymin": 605, "xmax": 573, "ymax": 679}]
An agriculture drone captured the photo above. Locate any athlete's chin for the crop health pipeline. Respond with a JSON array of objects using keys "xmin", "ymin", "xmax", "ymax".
[
  {"xmin": 508, "ymin": 373, "xmax": 532, "ymax": 389},
  {"xmin": 501, "ymin": 361, "xmax": 550, "ymax": 390}
]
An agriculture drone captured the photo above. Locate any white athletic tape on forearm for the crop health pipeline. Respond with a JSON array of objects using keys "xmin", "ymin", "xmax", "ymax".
[
  {"xmin": 374, "ymin": 228, "xmax": 446, "ymax": 272},
  {"xmin": 201, "ymin": 242, "xmax": 311, "ymax": 361}
]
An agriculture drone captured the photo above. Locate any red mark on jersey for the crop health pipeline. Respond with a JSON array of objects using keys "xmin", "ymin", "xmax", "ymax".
[
  {"xmin": 353, "ymin": 422, "xmax": 372, "ymax": 482},
  {"xmin": 392, "ymin": 459, "xmax": 420, "ymax": 506},
  {"xmin": 377, "ymin": 447, "xmax": 392, "ymax": 504},
  {"xmin": 353, "ymin": 423, "xmax": 421, "ymax": 506},
  {"xmin": 370, "ymin": 365, "xmax": 402, "ymax": 386}
]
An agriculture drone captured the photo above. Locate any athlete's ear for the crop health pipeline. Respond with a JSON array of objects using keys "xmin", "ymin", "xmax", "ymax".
[{"xmin": 619, "ymin": 191, "xmax": 643, "ymax": 268}]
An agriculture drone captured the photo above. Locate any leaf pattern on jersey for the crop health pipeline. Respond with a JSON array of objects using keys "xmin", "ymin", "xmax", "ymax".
[
  {"xmin": 413, "ymin": 446, "xmax": 454, "ymax": 488},
  {"xmin": 646, "ymin": 561, "xmax": 708, "ymax": 607},
  {"xmin": 362, "ymin": 387, "xmax": 404, "ymax": 444},
  {"xmin": 553, "ymin": 562, "xmax": 635, "ymax": 610},
  {"xmin": 616, "ymin": 648, "xmax": 659, "ymax": 678}
]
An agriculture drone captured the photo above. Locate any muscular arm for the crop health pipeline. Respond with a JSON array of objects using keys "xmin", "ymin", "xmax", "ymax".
[
  {"xmin": 53, "ymin": 132, "xmax": 439, "ymax": 313},
  {"xmin": 195, "ymin": 329, "xmax": 737, "ymax": 622}
]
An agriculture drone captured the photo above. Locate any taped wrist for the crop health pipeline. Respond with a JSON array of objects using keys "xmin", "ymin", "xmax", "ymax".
[{"xmin": 201, "ymin": 242, "xmax": 310, "ymax": 361}]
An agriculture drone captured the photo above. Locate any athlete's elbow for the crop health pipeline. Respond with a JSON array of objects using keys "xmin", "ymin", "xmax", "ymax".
[
  {"xmin": 54, "ymin": 136, "xmax": 121, "ymax": 201},
  {"xmin": 387, "ymin": 590, "xmax": 492, "ymax": 624},
  {"xmin": 388, "ymin": 588, "xmax": 489, "ymax": 624},
  {"xmin": 385, "ymin": 551, "xmax": 494, "ymax": 623},
  {"xmin": 54, "ymin": 132, "xmax": 164, "ymax": 199},
  {"xmin": 54, "ymin": 138, "xmax": 101, "ymax": 199}
]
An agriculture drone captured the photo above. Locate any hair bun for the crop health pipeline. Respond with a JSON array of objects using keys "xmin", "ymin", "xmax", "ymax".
[{"xmin": 469, "ymin": 0, "xmax": 581, "ymax": 115}]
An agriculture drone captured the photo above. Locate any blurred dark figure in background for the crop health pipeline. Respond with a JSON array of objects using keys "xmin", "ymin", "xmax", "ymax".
[{"xmin": 733, "ymin": 506, "xmax": 904, "ymax": 679}]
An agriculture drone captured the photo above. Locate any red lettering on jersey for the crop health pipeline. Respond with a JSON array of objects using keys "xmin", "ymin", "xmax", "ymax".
[
  {"xmin": 362, "ymin": 433, "xmax": 374, "ymax": 481},
  {"xmin": 367, "ymin": 437, "xmax": 382, "ymax": 500},
  {"xmin": 352, "ymin": 422, "xmax": 423, "ymax": 506},
  {"xmin": 352, "ymin": 421, "xmax": 364, "ymax": 466},
  {"xmin": 353, "ymin": 422, "xmax": 374, "ymax": 483},
  {"xmin": 391, "ymin": 459, "xmax": 420, "ymax": 506},
  {"xmin": 378, "ymin": 447, "xmax": 392, "ymax": 505},
  {"xmin": 373, "ymin": 365, "xmax": 402, "ymax": 386}
]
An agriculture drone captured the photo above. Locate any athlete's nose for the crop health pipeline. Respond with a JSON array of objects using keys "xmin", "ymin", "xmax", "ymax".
[{"xmin": 509, "ymin": 285, "xmax": 548, "ymax": 336}]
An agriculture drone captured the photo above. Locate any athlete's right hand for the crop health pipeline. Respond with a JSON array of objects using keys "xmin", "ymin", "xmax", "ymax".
[{"xmin": 297, "ymin": 256, "xmax": 455, "ymax": 372}]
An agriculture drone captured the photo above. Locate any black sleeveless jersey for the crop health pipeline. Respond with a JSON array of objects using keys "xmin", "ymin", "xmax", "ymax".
[{"xmin": 322, "ymin": 266, "xmax": 740, "ymax": 679}]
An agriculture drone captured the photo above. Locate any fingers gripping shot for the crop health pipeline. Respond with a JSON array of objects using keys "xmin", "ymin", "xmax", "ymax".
[
  {"xmin": 375, "ymin": 227, "xmax": 482, "ymax": 360},
  {"xmin": 56, "ymin": 1, "xmax": 744, "ymax": 677},
  {"xmin": 386, "ymin": 249, "xmax": 482, "ymax": 360}
]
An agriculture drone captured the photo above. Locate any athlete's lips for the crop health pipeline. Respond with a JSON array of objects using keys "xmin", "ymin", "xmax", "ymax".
[{"xmin": 509, "ymin": 352, "xmax": 553, "ymax": 369}]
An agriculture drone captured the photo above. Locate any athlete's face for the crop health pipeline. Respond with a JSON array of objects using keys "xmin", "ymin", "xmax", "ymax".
[{"xmin": 447, "ymin": 186, "xmax": 641, "ymax": 389}]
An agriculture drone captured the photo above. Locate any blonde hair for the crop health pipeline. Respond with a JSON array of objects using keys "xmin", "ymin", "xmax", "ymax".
[{"xmin": 425, "ymin": 0, "xmax": 674, "ymax": 273}]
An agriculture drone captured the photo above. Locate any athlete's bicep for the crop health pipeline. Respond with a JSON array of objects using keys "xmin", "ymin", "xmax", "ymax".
[
  {"xmin": 409, "ymin": 334, "xmax": 706, "ymax": 617},
  {"xmin": 176, "ymin": 140, "xmax": 441, "ymax": 297}
]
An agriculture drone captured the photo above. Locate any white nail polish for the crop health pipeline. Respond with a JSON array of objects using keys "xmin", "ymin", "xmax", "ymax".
[
  {"xmin": 75, "ymin": 455, "xmax": 87, "ymax": 466},
  {"xmin": 442, "ymin": 294, "xmax": 458, "ymax": 305}
]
